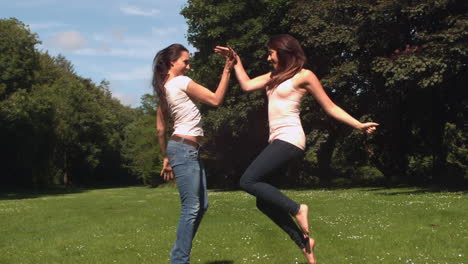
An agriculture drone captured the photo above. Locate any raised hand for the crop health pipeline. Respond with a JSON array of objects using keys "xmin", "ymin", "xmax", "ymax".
[
  {"xmin": 215, "ymin": 46, "xmax": 237, "ymax": 70},
  {"xmin": 214, "ymin": 45, "xmax": 229, "ymax": 56},
  {"xmin": 214, "ymin": 46, "xmax": 237, "ymax": 60}
]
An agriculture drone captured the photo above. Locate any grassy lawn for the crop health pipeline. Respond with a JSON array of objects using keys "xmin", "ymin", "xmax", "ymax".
[{"xmin": 0, "ymin": 186, "xmax": 466, "ymax": 264}]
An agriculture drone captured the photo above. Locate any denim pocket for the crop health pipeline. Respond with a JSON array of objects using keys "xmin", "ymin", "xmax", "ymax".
[
  {"xmin": 185, "ymin": 149, "xmax": 199, "ymax": 160},
  {"xmin": 166, "ymin": 141, "xmax": 182, "ymax": 167}
]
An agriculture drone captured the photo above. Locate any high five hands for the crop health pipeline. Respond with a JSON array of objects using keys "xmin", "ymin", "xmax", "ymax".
[{"xmin": 214, "ymin": 46, "xmax": 237, "ymax": 64}]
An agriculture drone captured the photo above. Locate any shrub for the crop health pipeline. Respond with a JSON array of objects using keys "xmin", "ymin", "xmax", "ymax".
[{"xmin": 351, "ymin": 166, "xmax": 385, "ymax": 186}]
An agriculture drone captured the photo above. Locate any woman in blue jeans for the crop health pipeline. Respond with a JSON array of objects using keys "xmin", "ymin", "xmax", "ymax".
[
  {"xmin": 216, "ymin": 35, "xmax": 378, "ymax": 263},
  {"xmin": 154, "ymin": 44, "xmax": 235, "ymax": 264}
]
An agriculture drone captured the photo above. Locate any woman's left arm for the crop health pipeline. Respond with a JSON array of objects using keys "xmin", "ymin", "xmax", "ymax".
[{"xmin": 301, "ymin": 70, "xmax": 379, "ymax": 134}]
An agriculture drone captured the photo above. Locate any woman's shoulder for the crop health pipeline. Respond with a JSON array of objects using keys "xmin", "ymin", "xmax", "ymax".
[
  {"xmin": 295, "ymin": 69, "xmax": 317, "ymax": 85},
  {"xmin": 171, "ymin": 75, "xmax": 192, "ymax": 83},
  {"xmin": 166, "ymin": 75, "xmax": 193, "ymax": 92},
  {"xmin": 297, "ymin": 69, "xmax": 316, "ymax": 79},
  {"xmin": 167, "ymin": 75, "xmax": 192, "ymax": 86}
]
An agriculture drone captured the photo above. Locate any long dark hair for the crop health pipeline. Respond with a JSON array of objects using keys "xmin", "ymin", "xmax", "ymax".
[
  {"xmin": 152, "ymin": 44, "xmax": 189, "ymax": 120},
  {"xmin": 265, "ymin": 34, "xmax": 306, "ymax": 90}
]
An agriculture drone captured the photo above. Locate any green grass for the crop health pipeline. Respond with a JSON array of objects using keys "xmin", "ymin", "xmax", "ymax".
[{"xmin": 0, "ymin": 186, "xmax": 466, "ymax": 264}]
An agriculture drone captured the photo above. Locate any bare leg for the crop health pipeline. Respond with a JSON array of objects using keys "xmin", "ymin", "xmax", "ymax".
[
  {"xmin": 294, "ymin": 204, "xmax": 310, "ymax": 235},
  {"xmin": 294, "ymin": 204, "xmax": 316, "ymax": 263},
  {"xmin": 301, "ymin": 236, "xmax": 316, "ymax": 264},
  {"xmin": 256, "ymin": 198, "xmax": 307, "ymax": 249}
]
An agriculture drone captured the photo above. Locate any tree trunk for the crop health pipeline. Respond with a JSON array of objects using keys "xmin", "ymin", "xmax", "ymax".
[
  {"xmin": 63, "ymin": 150, "xmax": 69, "ymax": 186},
  {"xmin": 317, "ymin": 129, "xmax": 339, "ymax": 184}
]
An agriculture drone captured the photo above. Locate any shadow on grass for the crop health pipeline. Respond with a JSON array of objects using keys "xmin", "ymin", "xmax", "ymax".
[
  {"xmin": 207, "ymin": 185, "xmax": 468, "ymax": 196},
  {"xmin": 204, "ymin": 261, "xmax": 308, "ymax": 264},
  {"xmin": 0, "ymin": 185, "xmax": 138, "ymax": 200},
  {"xmin": 0, "ymin": 187, "xmax": 88, "ymax": 200},
  {"xmin": 361, "ymin": 186, "xmax": 468, "ymax": 195},
  {"xmin": 210, "ymin": 188, "xmax": 240, "ymax": 193}
]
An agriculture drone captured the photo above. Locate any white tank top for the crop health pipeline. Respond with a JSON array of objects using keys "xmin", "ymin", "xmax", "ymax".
[
  {"xmin": 165, "ymin": 76, "xmax": 203, "ymax": 136},
  {"xmin": 267, "ymin": 75, "xmax": 306, "ymax": 150}
]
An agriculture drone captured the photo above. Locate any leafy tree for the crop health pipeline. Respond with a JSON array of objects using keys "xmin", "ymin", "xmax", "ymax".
[
  {"xmin": 285, "ymin": 0, "xmax": 468, "ymax": 185},
  {"xmin": 0, "ymin": 18, "xmax": 39, "ymax": 100},
  {"xmin": 182, "ymin": 0, "xmax": 467, "ymax": 187},
  {"xmin": 0, "ymin": 18, "xmax": 47, "ymax": 187},
  {"xmin": 0, "ymin": 18, "xmax": 139, "ymax": 187},
  {"xmin": 0, "ymin": 88, "xmax": 55, "ymax": 186},
  {"xmin": 181, "ymin": 0, "xmax": 291, "ymax": 187},
  {"xmin": 121, "ymin": 94, "xmax": 163, "ymax": 186}
]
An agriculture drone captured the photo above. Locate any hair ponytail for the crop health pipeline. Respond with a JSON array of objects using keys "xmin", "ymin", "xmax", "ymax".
[{"xmin": 152, "ymin": 44, "xmax": 189, "ymax": 121}]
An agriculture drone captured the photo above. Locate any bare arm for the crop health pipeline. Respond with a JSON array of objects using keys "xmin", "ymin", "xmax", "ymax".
[
  {"xmin": 215, "ymin": 46, "xmax": 270, "ymax": 92},
  {"xmin": 301, "ymin": 70, "xmax": 379, "ymax": 134},
  {"xmin": 156, "ymin": 105, "xmax": 173, "ymax": 181},
  {"xmin": 185, "ymin": 58, "xmax": 233, "ymax": 107}
]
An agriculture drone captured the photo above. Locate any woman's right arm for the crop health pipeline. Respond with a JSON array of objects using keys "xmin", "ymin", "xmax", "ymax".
[
  {"xmin": 215, "ymin": 46, "xmax": 270, "ymax": 92},
  {"xmin": 156, "ymin": 105, "xmax": 173, "ymax": 181},
  {"xmin": 185, "ymin": 58, "xmax": 233, "ymax": 107}
]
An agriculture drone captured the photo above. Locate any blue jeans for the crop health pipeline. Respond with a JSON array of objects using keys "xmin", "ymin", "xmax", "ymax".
[
  {"xmin": 166, "ymin": 139, "xmax": 208, "ymax": 264},
  {"xmin": 239, "ymin": 139, "xmax": 307, "ymax": 249}
]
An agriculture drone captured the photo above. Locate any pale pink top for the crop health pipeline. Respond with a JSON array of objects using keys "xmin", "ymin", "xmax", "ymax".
[{"xmin": 266, "ymin": 75, "xmax": 306, "ymax": 150}]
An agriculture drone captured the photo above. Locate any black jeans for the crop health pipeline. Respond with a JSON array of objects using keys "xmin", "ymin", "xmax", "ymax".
[{"xmin": 239, "ymin": 139, "xmax": 307, "ymax": 249}]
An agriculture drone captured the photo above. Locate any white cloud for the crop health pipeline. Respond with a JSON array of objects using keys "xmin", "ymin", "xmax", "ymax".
[
  {"xmin": 92, "ymin": 33, "xmax": 106, "ymax": 42},
  {"xmin": 76, "ymin": 24, "xmax": 193, "ymax": 59},
  {"xmin": 109, "ymin": 66, "xmax": 152, "ymax": 81},
  {"xmin": 152, "ymin": 27, "xmax": 178, "ymax": 36},
  {"xmin": 112, "ymin": 26, "xmax": 128, "ymax": 41},
  {"xmin": 14, "ymin": 0, "xmax": 59, "ymax": 8},
  {"xmin": 96, "ymin": 45, "xmax": 112, "ymax": 53},
  {"xmin": 74, "ymin": 47, "xmax": 154, "ymax": 59},
  {"xmin": 28, "ymin": 22, "xmax": 68, "ymax": 30},
  {"xmin": 120, "ymin": 6, "xmax": 160, "ymax": 16},
  {"xmin": 112, "ymin": 92, "xmax": 140, "ymax": 106},
  {"xmin": 92, "ymin": 27, "xmax": 127, "ymax": 44},
  {"xmin": 50, "ymin": 31, "xmax": 87, "ymax": 51}
]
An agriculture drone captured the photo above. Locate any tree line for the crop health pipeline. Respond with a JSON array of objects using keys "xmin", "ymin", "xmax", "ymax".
[
  {"xmin": 1, "ymin": 0, "xmax": 466, "ymax": 189},
  {"xmin": 180, "ymin": 0, "xmax": 467, "ymax": 188},
  {"xmin": 0, "ymin": 18, "xmax": 162, "ymax": 188}
]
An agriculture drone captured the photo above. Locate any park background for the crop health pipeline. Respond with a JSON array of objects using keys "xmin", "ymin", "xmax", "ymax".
[
  {"xmin": 1, "ymin": 0, "xmax": 466, "ymax": 190},
  {"xmin": 1, "ymin": 1, "xmax": 467, "ymax": 263}
]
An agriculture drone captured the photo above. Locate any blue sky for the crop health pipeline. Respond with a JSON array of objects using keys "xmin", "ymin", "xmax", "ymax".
[{"xmin": 1, "ymin": 0, "xmax": 195, "ymax": 107}]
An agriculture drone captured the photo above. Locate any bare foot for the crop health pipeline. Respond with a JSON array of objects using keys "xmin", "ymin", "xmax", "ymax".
[
  {"xmin": 302, "ymin": 237, "xmax": 316, "ymax": 264},
  {"xmin": 295, "ymin": 204, "xmax": 309, "ymax": 235}
]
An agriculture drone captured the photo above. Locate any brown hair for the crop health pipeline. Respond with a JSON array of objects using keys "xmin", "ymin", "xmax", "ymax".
[
  {"xmin": 265, "ymin": 34, "xmax": 306, "ymax": 90},
  {"xmin": 152, "ymin": 44, "xmax": 189, "ymax": 121}
]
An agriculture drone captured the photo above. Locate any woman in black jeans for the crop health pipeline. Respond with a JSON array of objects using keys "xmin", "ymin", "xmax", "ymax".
[{"xmin": 215, "ymin": 35, "xmax": 378, "ymax": 263}]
